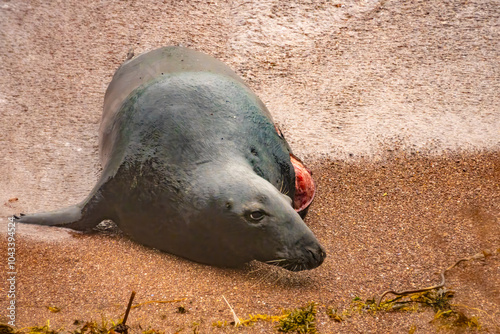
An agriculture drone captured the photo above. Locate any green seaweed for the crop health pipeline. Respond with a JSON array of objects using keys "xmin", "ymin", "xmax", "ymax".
[
  {"xmin": 328, "ymin": 288, "xmax": 484, "ymax": 332},
  {"xmin": 277, "ymin": 302, "xmax": 317, "ymax": 334}
]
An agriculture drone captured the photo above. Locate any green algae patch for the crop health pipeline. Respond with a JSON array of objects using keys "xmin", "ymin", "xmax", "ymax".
[
  {"xmin": 277, "ymin": 302, "xmax": 317, "ymax": 334},
  {"xmin": 213, "ymin": 301, "xmax": 318, "ymax": 333}
]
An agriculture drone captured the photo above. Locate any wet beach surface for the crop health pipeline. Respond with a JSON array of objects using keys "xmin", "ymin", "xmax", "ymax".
[{"xmin": 1, "ymin": 0, "xmax": 499, "ymax": 332}]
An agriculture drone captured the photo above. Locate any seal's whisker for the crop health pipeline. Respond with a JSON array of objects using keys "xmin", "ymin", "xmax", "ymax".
[
  {"xmin": 246, "ymin": 266, "xmax": 268, "ymax": 275},
  {"xmin": 266, "ymin": 259, "xmax": 287, "ymax": 264},
  {"xmin": 272, "ymin": 275, "xmax": 283, "ymax": 285},
  {"xmin": 283, "ymin": 184, "xmax": 290, "ymax": 196},
  {"xmin": 258, "ymin": 266, "xmax": 277, "ymax": 281},
  {"xmin": 251, "ymin": 268, "xmax": 277, "ymax": 288}
]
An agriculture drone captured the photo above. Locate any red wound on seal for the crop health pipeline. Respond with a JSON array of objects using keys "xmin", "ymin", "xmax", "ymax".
[
  {"xmin": 290, "ymin": 154, "xmax": 315, "ymax": 218},
  {"xmin": 274, "ymin": 124, "xmax": 316, "ymax": 217}
]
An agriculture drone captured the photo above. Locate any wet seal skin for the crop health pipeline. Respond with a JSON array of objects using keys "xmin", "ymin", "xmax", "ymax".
[{"xmin": 13, "ymin": 46, "xmax": 325, "ymax": 271}]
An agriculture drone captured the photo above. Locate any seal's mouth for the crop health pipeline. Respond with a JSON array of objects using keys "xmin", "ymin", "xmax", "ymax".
[
  {"xmin": 290, "ymin": 154, "xmax": 316, "ymax": 217},
  {"xmin": 266, "ymin": 246, "xmax": 326, "ymax": 272}
]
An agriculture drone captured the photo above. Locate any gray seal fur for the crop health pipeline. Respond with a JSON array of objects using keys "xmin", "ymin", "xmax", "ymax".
[{"xmin": 13, "ymin": 46, "xmax": 326, "ymax": 271}]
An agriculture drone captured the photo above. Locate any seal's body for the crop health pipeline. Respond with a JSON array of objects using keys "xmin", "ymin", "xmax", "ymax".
[{"xmin": 14, "ymin": 47, "xmax": 325, "ymax": 271}]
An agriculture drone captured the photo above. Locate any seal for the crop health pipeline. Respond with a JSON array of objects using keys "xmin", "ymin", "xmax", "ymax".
[{"xmin": 13, "ymin": 46, "xmax": 325, "ymax": 271}]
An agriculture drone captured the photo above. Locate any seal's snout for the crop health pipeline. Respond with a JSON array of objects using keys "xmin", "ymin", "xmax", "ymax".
[
  {"xmin": 277, "ymin": 244, "xmax": 326, "ymax": 272},
  {"xmin": 268, "ymin": 240, "xmax": 326, "ymax": 272},
  {"xmin": 304, "ymin": 245, "xmax": 326, "ymax": 269}
]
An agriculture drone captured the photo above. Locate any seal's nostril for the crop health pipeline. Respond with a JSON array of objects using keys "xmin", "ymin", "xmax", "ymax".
[
  {"xmin": 304, "ymin": 246, "xmax": 326, "ymax": 269},
  {"xmin": 307, "ymin": 248, "xmax": 318, "ymax": 262}
]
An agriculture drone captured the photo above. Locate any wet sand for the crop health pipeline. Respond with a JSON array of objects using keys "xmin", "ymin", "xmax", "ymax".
[
  {"xmin": 1, "ymin": 152, "xmax": 499, "ymax": 332},
  {"xmin": 1, "ymin": 0, "xmax": 499, "ymax": 332}
]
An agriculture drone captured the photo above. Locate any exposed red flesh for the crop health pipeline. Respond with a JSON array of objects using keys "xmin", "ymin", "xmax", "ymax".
[
  {"xmin": 290, "ymin": 154, "xmax": 315, "ymax": 215},
  {"xmin": 274, "ymin": 124, "xmax": 316, "ymax": 215}
]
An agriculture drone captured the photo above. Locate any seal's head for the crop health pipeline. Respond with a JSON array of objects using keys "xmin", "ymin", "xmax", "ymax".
[{"xmin": 179, "ymin": 163, "xmax": 326, "ymax": 271}]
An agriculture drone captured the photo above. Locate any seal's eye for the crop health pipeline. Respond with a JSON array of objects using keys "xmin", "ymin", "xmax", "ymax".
[{"xmin": 249, "ymin": 210, "xmax": 265, "ymax": 221}]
